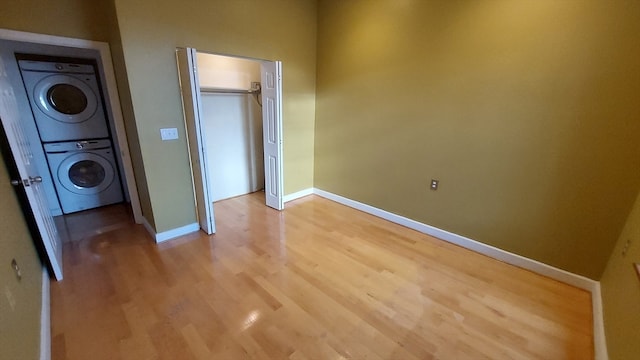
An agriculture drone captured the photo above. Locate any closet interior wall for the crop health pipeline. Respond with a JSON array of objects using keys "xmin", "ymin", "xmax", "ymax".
[{"xmin": 196, "ymin": 53, "xmax": 264, "ymax": 202}]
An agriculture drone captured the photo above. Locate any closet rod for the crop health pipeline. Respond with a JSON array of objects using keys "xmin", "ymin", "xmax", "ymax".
[{"xmin": 200, "ymin": 87, "xmax": 260, "ymax": 95}]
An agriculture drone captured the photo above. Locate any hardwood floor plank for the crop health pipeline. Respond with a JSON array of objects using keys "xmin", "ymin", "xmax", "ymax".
[
  {"xmin": 148, "ymin": 320, "xmax": 197, "ymax": 360},
  {"xmin": 180, "ymin": 323, "xmax": 212, "ymax": 359},
  {"xmin": 50, "ymin": 193, "xmax": 593, "ymax": 359},
  {"xmin": 118, "ymin": 300, "xmax": 158, "ymax": 360}
]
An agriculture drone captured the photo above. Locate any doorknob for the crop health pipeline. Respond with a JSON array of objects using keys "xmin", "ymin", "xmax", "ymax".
[
  {"xmin": 29, "ymin": 176, "xmax": 42, "ymax": 184},
  {"xmin": 10, "ymin": 179, "xmax": 22, "ymax": 186}
]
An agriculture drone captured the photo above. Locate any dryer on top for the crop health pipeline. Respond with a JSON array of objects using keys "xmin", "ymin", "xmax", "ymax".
[{"xmin": 19, "ymin": 60, "xmax": 110, "ymax": 142}]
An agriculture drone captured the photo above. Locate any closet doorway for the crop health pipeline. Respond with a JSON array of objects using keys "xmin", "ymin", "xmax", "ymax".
[{"xmin": 177, "ymin": 48, "xmax": 284, "ymax": 235}]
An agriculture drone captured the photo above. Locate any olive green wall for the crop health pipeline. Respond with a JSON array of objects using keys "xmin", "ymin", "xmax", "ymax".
[
  {"xmin": 112, "ymin": 0, "xmax": 317, "ymax": 233},
  {"xmin": 0, "ymin": 0, "xmax": 110, "ymax": 42},
  {"xmin": 601, "ymin": 189, "xmax": 640, "ymax": 359},
  {"xmin": 0, "ymin": 1, "xmax": 119, "ymax": 359},
  {"xmin": 0, "ymin": 159, "xmax": 43, "ymax": 360},
  {"xmin": 314, "ymin": 0, "xmax": 640, "ymax": 279},
  {"xmin": 102, "ymin": 0, "xmax": 155, "ymax": 229}
]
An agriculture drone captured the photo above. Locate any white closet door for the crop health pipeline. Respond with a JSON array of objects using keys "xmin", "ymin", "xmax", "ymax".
[
  {"xmin": 260, "ymin": 61, "xmax": 284, "ymax": 210},
  {"xmin": 176, "ymin": 47, "xmax": 215, "ymax": 234}
]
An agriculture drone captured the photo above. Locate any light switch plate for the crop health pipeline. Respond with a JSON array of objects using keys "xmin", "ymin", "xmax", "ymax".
[{"xmin": 160, "ymin": 128, "xmax": 178, "ymax": 140}]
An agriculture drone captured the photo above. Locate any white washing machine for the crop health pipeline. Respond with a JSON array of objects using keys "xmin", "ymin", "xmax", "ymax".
[
  {"xmin": 19, "ymin": 60, "xmax": 110, "ymax": 142},
  {"xmin": 44, "ymin": 139, "xmax": 123, "ymax": 214}
]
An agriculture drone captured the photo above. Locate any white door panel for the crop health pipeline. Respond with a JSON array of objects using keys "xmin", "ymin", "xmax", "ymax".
[
  {"xmin": 176, "ymin": 48, "xmax": 215, "ymax": 235},
  {"xmin": 260, "ymin": 61, "xmax": 284, "ymax": 210},
  {"xmin": 0, "ymin": 54, "xmax": 63, "ymax": 280}
]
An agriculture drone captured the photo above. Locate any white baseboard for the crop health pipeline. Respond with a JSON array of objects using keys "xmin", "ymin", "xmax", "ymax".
[
  {"xmin": 283, "ymin": 188, "xmax": 315, "ymax": 203},
  {"xmin": 591, "ymin": 283, "xmax": 609, "ymax": 360},
  {"xmin": 143, "ymin": 217, "xmax": 200, "ymax": 243},
  {"xmin": 311, "ymin": 188, "xmax": 607, "ymax": 359},
  {"xmin": 313, "ymin": 189, "xmax": 596, "ymax": 289},
  {"xmin": 40, "ymin": 267, "xmax": 50, "ymax": 360}
]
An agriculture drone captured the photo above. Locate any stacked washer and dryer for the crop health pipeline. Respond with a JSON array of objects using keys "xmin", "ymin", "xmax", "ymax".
[{"xmin": 18, "ymin": 59, "xmax": 124, "ymax": 214}]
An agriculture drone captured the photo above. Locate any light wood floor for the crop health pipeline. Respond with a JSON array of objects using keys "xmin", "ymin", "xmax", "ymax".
[
  {"xmin": 54, "ymin": 203, "xmax": 133, "ymax": 243},
  {"xmin": 50, "ymin": 192, "xmax": 593, "ymax": 359}
]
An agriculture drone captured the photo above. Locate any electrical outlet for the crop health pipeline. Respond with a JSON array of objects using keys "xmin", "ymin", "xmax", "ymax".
[
  {"xmin": 160, "ymin": 128, "xmax": 179, "ymax": 141},
  {"xmin": 430, "ymin": 179, "xmax": 439, "ymax": 190}
]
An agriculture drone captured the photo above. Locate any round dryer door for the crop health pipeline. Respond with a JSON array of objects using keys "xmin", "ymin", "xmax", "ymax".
[
  {"xmin": 58, "ymin": 153, "xmax": 115, "ymax": 195},
  {"xmin": 34, "ymin": 74, "xmax": 98, "ymax": 123}
]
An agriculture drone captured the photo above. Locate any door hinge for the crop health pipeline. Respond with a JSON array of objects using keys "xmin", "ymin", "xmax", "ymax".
[
  {"xmin": 11, "ymin": 176, "xmax": 42, "ymax": 187},
  {"xmin": 11, "ymin": 179, "xmax": 29, "ymax": 187}
]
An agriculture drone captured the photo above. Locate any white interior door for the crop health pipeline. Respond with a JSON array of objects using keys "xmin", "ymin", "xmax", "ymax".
[
  {"xmin": 260, "ymin": 61, "xmax": 284, "ymax": 210},
  {"xmin": 176, "ymin": 47, "xmax": 215, "ymax": 234},
  {"xmin": 0, "ymin": 55, "xmax": 63, "ymax": 280}
]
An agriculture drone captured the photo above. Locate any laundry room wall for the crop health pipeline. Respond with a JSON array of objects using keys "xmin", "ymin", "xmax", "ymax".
[
  {"xmin": 101, "ymin": 0, "xmax": 155, "ymax": 229},
  {"xmin": 600, "ymin": 188, "xmax": 640, "ymax": 358},
  {"xmin": 196, "ymin": 53, "xmax": 263, "ymax": 202},
  {"xmin": 0, "ymin": 2, "xmax": 116, "ymax": 360},
  {"xmin": 0, "ymin": 0, "xmax": 110, "ymax": 42},
  {"xmin": 0, "ymin": 156, "xmax": 44, "ymax": 360}
]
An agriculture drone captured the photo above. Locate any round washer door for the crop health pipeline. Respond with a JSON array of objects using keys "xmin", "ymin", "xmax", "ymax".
[
  {"xmin": 33, "ymin": 74, "xmax": 98, "ymax": 124},
  {"xmin": 57, "ymin": 152, "xmax": 115, "ymax": 195}
]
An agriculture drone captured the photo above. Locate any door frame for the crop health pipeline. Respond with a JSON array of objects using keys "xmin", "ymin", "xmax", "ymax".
[
  {"xmin": 177, "ymin": 49, "xmax": 284, "ymax": 234},
  {"xmin": 0, "ymin": 28, "xmax": 143, "ymax": 224}
]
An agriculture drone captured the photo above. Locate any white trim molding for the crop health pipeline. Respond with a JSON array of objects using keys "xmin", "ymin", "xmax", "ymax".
[
  {"xmin": 591, "ymin": 283, "xmax": 609, "ymax": 360},
  {"xmin": 311, "ymin": 188, "xmax": 608, "ymax": 359},
  {"xmin": 40, "ymin": 267, "xmax": 50, "ymax": 360},
  {"xmin": 143, "ymin": 217, "xmax": 200, "ymax": 243},
  {"xmin": 283, "ymin": 188, "xmax": 314, "ymax": 203}
]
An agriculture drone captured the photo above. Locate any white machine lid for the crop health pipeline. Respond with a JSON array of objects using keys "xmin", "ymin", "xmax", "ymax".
[
  {"xmin": 18, "ymin": 60, "xmax": 94, "ymax": 74},
  {"xmin": 43, "ymin": 139, "xmax": 111, "ymax": 152}
]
